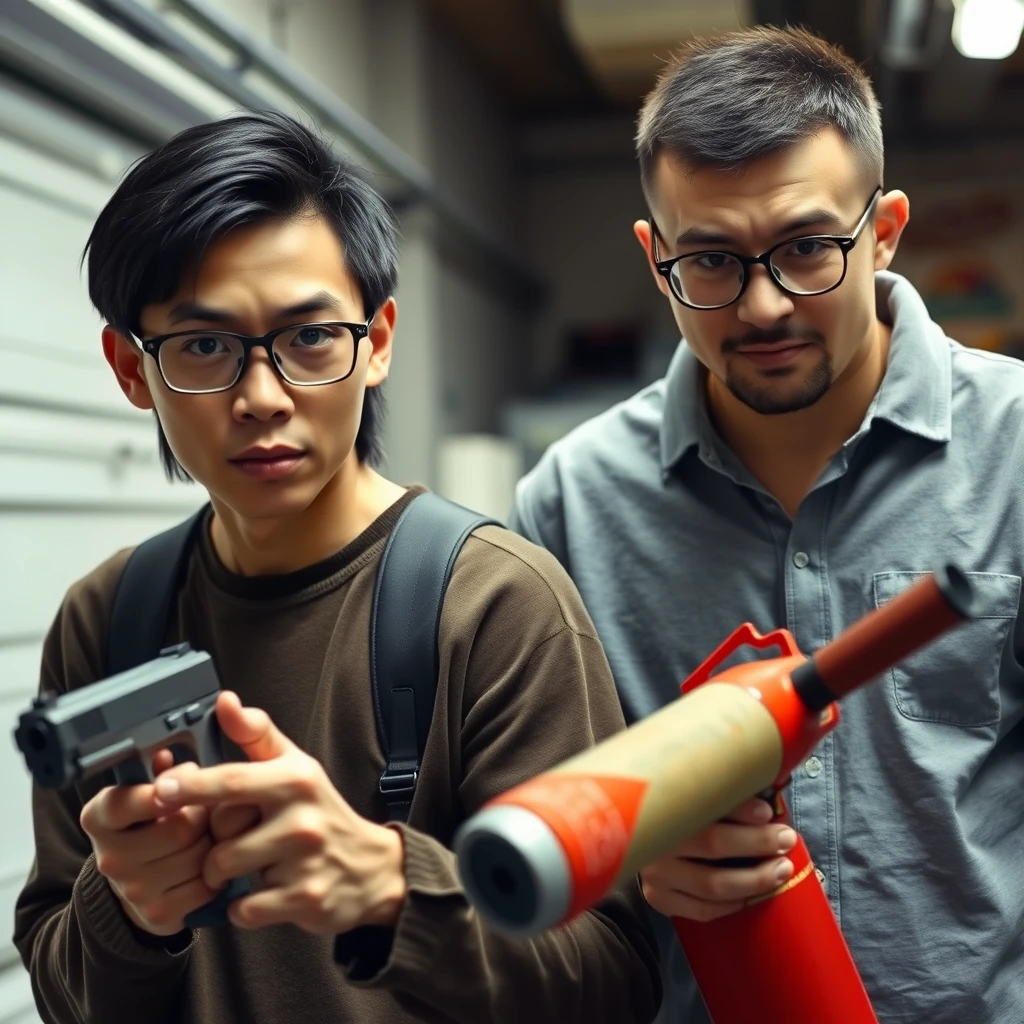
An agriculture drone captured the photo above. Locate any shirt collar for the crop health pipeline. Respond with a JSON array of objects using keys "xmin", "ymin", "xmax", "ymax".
[
  {"xmin": 659, "ymin": 270, "xmax": 952, "ymax": 474},
  {"xmin": 867, "ymin": 270, "xmax": 952, "ymax": 444}
]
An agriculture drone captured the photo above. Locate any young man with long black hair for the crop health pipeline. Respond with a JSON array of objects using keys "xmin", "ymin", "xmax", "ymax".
[{"xmin": 14, "ymin": 110, "xmax": 661, "ymax": 1024}]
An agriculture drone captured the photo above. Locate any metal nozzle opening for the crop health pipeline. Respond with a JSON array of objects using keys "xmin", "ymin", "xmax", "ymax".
[
  {"xmin": 934, "ymin": 564, "xmax": 978, "ymax": 619},
  {"xmin": 454, "ymin": 804, "xmax": 572, "ymax": 937}
]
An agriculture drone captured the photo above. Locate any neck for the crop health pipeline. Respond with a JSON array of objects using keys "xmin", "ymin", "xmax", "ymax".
[
  {"xmin": 208, "ymin": 461, "xmax": 407, "ymax": 576},
  {"xmin": 706, "ymin": 319, "xmax": 891, "ymax": 517}
]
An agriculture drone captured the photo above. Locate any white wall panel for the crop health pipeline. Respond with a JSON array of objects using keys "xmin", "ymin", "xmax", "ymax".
[
  {"xmin": 0, "ymin": 968, "xmax": 40, "ymax": 1024},
  {"xmin": 1, "ymin": 510, "xmax": 199, "ymax": 643},
  {"xmin": 0, "ymin": 91, "xmax": 201, "ymax": 1010},
  {"xmin": 0, "ymin": 407, "xmax": 198, "ymax": 508}
]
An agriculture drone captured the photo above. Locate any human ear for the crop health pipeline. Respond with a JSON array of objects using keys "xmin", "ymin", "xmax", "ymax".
[
  {"xmin": 634, "ymin": 220, "xmax": 671, "ymax": 299},
  {"xmin": 873, "ymin": 191, "xmax": 910, "ymax": 271},
  {"xmin": 364, "ymin": 297, "xmax": 396, "ymax": 388},
  {"xmin": 102, "ymin": 326, "xmax": 156, "ymax": 411}
]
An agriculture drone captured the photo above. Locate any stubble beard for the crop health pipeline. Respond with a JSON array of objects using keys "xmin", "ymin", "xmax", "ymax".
[{"xmin": 725, "ymin": 348, "xmax": 835, "ymax": 416}]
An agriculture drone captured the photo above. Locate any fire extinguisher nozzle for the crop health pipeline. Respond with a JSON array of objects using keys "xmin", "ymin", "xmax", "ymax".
[
  {"xmin": 934, "ymin": 563, "xmax": 978, "ymax": 619},
  {"xmin": 454, "ymin": 804, "xmax": 571, "ymax": 936}
]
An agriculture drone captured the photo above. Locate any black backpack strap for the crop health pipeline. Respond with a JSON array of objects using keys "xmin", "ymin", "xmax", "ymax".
[
  {"xmin": 371, "ymin": 492, "xmax": 498, "ymax": 822},
  {"xmin": 104, "ymin": 506, "xmax": 209, "ymax": 675}
]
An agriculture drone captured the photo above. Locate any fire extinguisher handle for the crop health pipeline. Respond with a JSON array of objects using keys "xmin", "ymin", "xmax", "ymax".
[{"xmin": 682, "ymin": 623, "xmax": 801, "ymax": 694}]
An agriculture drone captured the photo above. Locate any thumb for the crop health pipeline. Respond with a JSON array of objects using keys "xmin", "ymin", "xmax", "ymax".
[{"xmin": 215, "ymin": 691, "xmax": 296, "ymax": 762}]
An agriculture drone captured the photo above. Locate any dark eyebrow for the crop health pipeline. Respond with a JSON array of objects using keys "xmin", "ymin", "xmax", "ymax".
[
  {"xmin": 167, "ymin": 290, "xmax": 346, "ymax": 327},
  {"xmin": 674, "ymin": 226, "xmax": 738, "ymax": 247},
  {"xmin": 674, "ymin": 208, "xmax": 846, "ymax": 249},
  {"xmin": 776, "ymin": 208, "xmax": 845, "ymax": 236},
  {"xmin": 277, "ymin": 290, "xmax": 346, "ymax": 320}
]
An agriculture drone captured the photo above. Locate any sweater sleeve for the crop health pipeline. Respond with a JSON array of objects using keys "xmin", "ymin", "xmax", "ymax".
[
  {"xmin": 12, "ymin": 556, "xmax": 194, "ymax": 1024},
  {"xmin": 335, "ymin": 531, "xmax": 662, "ymax": 1024}
]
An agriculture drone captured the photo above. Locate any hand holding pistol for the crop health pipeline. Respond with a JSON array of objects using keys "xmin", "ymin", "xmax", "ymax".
[{"xmin": 14, "ymin": 643, "xmax": 251, "ymax": 929}]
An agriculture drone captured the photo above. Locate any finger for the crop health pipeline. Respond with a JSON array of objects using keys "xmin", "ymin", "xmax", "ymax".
[
  {"xmin": 203, "ymin": 812, "xmax": 318, "ymax": 889},
  {"xmin": 162, "ymin": 876, "xmax": 226, "ymax": 930},
  {"xmin": 154, "ymin": 758, "xmax": 307, "ymax": 809},
  {"xmin": 644, "ymin": 854, "xmax": 794, "ymax": 905},
  {"xmin": 151, "ymin": 749, "xmax": 176, "ymax": 776},
  {"xmin": 135, "ymin": 806, "xmax": 211, "ymax": 865},
  {"xmin": 97, "ymin": 806, "xmax": 209, "ymax": 882},
  {"xmin": 210, "ymin": 803, "xmax": 261, "ymax": 843},
  {"xmin": 151, "ymin": 761, "xmax": 201, "ymax": 812},
  {"xmin": 137, "ymin": 831, "xmax": 216, "ymax": 895},
  {"xmin": 82, "ymin": 783, "xmax": 165, "ymax": 835},
  {"xmin": 215, "ymin": 692, "xmax": 297, "ymax": 763},
  {"xmin": 679, "ymin": 821, "xmax": 797, "ymax": 862},
  {"xmin": 666, "ymin": 817, "xmax": 795, "ymax": 861},
  {"xmin": 132, "ymin": 872, "xmax": 223, "ymax": 935},
  {"xmin": 641, "ymin": 880, "xmax": 745, "ymax": 923},
  {"xmin": 722, "ymin": 797, "xmax": 776, "ymax": 825},
  {"xmin": 227, "ymin": 886, "xmax": 317, "ymax": 931}
]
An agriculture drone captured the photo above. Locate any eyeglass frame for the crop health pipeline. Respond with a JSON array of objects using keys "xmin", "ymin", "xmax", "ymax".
[
  {"xmin": 130, "ymin": 318, "xmax": 374, "ymax": 395},
  {"xmin": 649, "ymin": 187, "xmax": 883, "ymax": 311}
]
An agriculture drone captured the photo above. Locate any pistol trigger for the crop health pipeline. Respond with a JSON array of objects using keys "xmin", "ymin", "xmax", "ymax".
[{"xmin": 112, "ymin": 755, "xmax": 153, "ymax": 787}]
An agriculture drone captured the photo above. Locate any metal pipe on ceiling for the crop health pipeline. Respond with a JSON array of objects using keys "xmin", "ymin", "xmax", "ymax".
[{"xmin": 93, "ymin": 0, "xmax": 547, "ymax": 310}]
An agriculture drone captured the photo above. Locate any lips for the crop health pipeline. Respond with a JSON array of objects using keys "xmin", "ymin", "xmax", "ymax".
[
  {"xmin": 229, "ymin": 445, "xmax": 308, "ymax": 481},
  {"xmin": 740, "ymin": 342, "xmax": 811, "ymax": 354},
  {"xmin": 736, "ymin": 343, "xmax": 814, "ymax": 369},
  {"xmin": 230, "ymin": 445, "xmax": 305, "ymax": 462}
]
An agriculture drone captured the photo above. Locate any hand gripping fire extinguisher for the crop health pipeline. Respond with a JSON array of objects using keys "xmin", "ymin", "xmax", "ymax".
[{"xmin": 453, "ymin": 565, "xmax": 978, "ymax": 1024}]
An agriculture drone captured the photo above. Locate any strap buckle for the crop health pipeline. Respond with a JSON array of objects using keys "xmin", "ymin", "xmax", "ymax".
[{"xmin": 379, "ymin": 769, "xmax": 418, "ymax": 797}]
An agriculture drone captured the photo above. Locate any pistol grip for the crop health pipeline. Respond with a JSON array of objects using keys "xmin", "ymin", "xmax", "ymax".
[{"xmin": 183, "ymin": 876, "xmax": 253, "ymax": 929}]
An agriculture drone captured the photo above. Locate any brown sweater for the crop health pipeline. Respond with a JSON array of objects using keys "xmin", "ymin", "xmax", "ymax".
[{"xmin": 13, "ymin": 489, "xmax": 661, "ymax": 1024}]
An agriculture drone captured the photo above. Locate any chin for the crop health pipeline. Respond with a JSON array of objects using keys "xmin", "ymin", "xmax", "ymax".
[
  {"xmin": 728, "ymin": 362, "xmax": 834, "ymax": 416},
  {"xmin": 204, "ymin": 475, "xmax": 326, "ymax": 522}
]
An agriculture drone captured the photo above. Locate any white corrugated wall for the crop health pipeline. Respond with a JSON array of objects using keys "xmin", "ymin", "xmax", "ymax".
[{"xmin": 0, "ymin": 80, "xmax": 205, "ymax": 1021}]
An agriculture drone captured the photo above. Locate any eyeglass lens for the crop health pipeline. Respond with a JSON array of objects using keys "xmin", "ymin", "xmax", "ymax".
[
  {"xmin": 157, "ymin": 324, "xmax": 357, "ymax": 392},
  {"xmin": 669, "ymin": 238, "xmax": 846, "ymax": 307}
]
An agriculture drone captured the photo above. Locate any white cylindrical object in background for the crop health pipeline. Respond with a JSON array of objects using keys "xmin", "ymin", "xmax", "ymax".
[{"xmin": 437, "ymin": 433, "xmax": 523, "ymax": 522}]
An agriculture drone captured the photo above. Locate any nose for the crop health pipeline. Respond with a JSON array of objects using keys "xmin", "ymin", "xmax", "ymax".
[
  {"xmin": 735, "ymin": 264, "xmax": 795, "ymax": 330},
  {"xmin": 231, "ymin": 348, "xmax": 295, "ymax": 423}
]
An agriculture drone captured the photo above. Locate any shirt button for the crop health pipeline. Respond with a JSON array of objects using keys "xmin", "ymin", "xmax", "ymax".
[
  {"xmin": 792, "ymin": 551, "xmax": 810, "ymax": 569},
  {"xmin": 805, "ymin": 756, "xmax": 822, "ymax": 778}
]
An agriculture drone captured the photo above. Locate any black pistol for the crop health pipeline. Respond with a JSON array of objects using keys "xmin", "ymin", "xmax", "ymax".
[{"xmin": 13, "ymin": 642, "xmax": 251, "ymax": 928}]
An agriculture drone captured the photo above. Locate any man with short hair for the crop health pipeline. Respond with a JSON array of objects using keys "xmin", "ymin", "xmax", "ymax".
[
  {"xmin": 13, "ymin": 110, "xmax": 662, "ymax": 1024},
  {"xmin": 511, "ymin": 26, "xmax": 1024, "ymax": 1024}
]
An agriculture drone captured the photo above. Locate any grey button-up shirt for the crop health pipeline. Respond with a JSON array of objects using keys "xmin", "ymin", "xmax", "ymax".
[{"xmin": 510, "ymin": 272, "xmax": 1024, "ymax": 1024}]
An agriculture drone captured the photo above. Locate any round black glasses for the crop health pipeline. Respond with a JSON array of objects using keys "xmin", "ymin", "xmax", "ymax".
[
  {"xmin": 651, "ymin": 188, "xmax": 882, "ymax": 311},
  {"xmin": 132, "ymin": 320, "xmax": 372, "ymax": 395}
]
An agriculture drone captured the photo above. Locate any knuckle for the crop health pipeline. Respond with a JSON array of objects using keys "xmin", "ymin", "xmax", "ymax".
[
  {"xmin": 291, "ymin": 809, "xmax": 325, "ymax": 849},
  {"xmin": 290, "ymin": 761, "xmax": 322, "ymax": 800},
  {"xmin": 137, "ymin": 901, "xmax": 169, "ymax": 930},
  {"xmin": 299, "ymin": 877, "xmax": 330, "ymax": 909},
  {"xmin": 94, "ymin": 852, "xmax": 119, "ymax": 879},
  {"xmin": 174, "ymin": 814, "xmax": 203, "ymax": 848},
  {"xmin": 704, "ymin": 871, "xmax": 732, "ymax": 901},
  {"xmin": 119, "ymin": 881, "xmax": 146, "ymax": 907},
  {"xmin": 207, "ymin": 843, "xmax": 234, "ymax": 878},
  {"xmin": 703, "ymin": 827, "xmax": 730, "ymax": 859},
  {"xmin": 81, "ymin": 790, "xmax": 112, "ymax": 833},
  {"xmin": 639, "ymin": 879, "xmax": 662, "ymax": 910},
  {"xmin": 220, "ymin": 767, "xmax": 248, "ymax": 800}
]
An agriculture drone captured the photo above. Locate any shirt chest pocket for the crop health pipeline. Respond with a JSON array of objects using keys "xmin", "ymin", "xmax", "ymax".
[{"xmin": 872, "ymin": 571, "xmax": 1021, "ymax": 728}]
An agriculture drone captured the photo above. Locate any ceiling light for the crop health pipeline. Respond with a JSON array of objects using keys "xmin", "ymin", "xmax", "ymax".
[{"xmin": 952, "ymin": 0, "xmax": 1024, "ymax": 59}]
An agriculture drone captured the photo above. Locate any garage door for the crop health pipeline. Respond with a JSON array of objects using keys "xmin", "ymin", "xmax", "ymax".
[{"xmin": 0, "ymin": 82, "xmax": 204, "ymax": 1021}]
